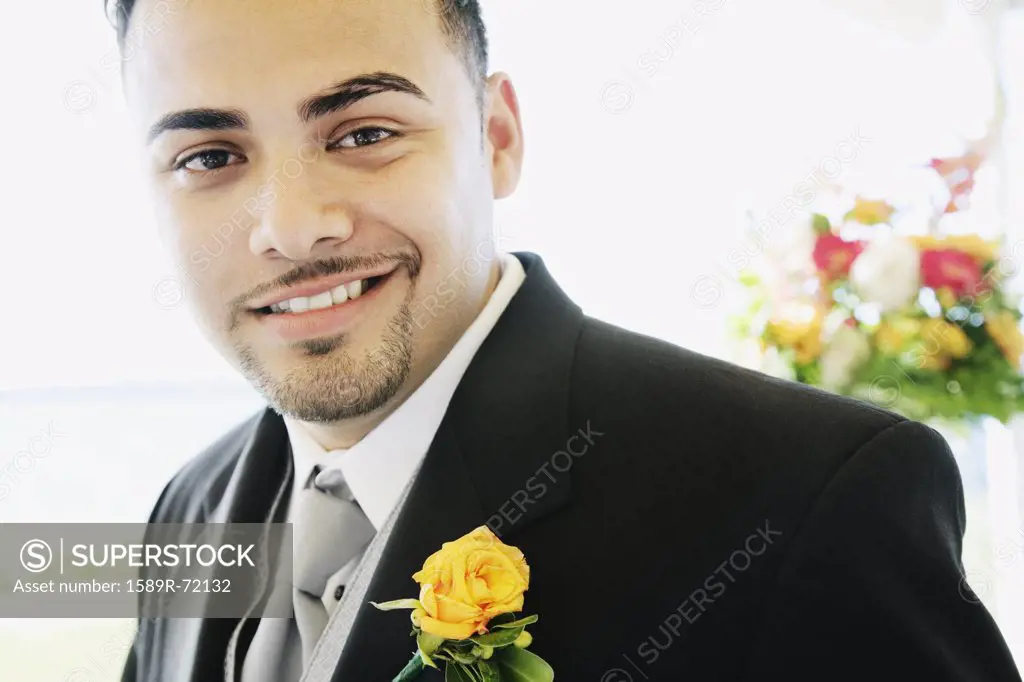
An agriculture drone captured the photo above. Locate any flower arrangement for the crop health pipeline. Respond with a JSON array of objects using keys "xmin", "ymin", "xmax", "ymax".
[{"xmin": 734, "ymin": 150, "xmax": 1024, "ymax": 424}]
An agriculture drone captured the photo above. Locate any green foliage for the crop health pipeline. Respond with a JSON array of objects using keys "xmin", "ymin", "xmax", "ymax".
[
  {"xmin": 389, "ymin": 613, "xmax": 552, "ymax": 682},
  {"xmin": 848, "ymin": 330, "xmax": 1024, "ymax": 424}
]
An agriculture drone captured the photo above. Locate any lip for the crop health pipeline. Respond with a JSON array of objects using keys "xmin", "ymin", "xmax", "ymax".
[
  {"xmin": 253, "ymin": 268, "xmax": 399, "ymax": 343},
  {"xmin": 248, "ymin": 263, "xmax": 401, "ymax": 310}
]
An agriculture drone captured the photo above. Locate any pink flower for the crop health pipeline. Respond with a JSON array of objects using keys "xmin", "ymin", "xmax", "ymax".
[
  {"xmin": 920, "ymin": 249, "xmax": 984, "ymax": 297},
  {"xmin": 930, "ymin": 152, "xmax": 983, "ymax": 214},
  {"xmin": 813, "ymin": 235, "xmax": 863, "ymax": 280}
]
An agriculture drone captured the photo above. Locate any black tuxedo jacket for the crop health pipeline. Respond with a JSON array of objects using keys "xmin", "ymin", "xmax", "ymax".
[{"xmin": 123, "ymin": 252, "xmax": 1021, "ymax": 681}]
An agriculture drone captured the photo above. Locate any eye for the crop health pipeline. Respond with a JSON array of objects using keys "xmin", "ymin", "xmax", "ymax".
[
  {"xmin": 174, "ymin": 149, "xmax": 244, "ymax": 174},
  {"xmin": 332, "ymin": 127, "xmax": 399, "ymax": 149}
]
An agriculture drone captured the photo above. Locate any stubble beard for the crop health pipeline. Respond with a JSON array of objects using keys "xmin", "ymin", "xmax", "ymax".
[{"xmin": 235, "ymin": 301, "xmax": 415, "ymax": 423}]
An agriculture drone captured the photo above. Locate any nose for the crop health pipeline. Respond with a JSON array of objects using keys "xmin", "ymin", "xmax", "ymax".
[{"xmin": 248, "ymin": 170, "xmax": 355, "ymax": 262}]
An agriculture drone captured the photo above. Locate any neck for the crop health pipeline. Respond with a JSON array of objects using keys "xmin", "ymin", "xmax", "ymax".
[{"xmin": 299, "ymin": 257, "xmax": 503, "ymax": 450}]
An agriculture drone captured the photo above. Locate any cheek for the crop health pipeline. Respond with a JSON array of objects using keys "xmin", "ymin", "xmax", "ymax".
[
  {"xmin": 153, "ymin": 171, "xmax": 257, "ymax": 254},
  {"xmin": 155, "ymin": 194, "xmax": 258, "ymax": 320},
  {"xmin": 362, "ymin": 155, "xmax": 463, "ymax": 266},
  {"xmin": 395, "ymin": 150, "xmax": 488, "ymax": 255}
]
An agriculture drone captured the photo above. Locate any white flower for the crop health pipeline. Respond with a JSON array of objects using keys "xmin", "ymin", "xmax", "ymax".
[
  {"xmin": 849, "ymin": 237, "xmax": 920, "ymax": 312},
  {"xmin": 819, "ymin": 325, "xmax": 871, "ymax": 391},
  {"xmin": 763, "ymin": 211, "xmax": 817, "ymax": 276},
  {"xmin": 760, "ymin": 346, "xmax": 796, "ymax": 382}
]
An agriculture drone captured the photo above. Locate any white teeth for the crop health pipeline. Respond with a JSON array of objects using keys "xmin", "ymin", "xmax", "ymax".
[
  {"xmin": 270, "ymin": 278, "xmax": 372, "ymax": 314},
  {"xmin": 330, "ymin": 284, "xmax": 349, "ymax": 305},
  {"xmin": 308, "ymin": 291, "xmax": 333, "ymax": 311}
]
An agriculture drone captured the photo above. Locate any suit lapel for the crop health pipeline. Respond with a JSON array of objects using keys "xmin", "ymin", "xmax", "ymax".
[
  {"xmin": 329, "ymin": 252, "xmax": 584, "ymax": 681},
  {"xmin": 187, "ymin": 409, "xmax": 293, "ymax": 682},
  {"xmin": 327, "ymin": 419, "xmax": 487, "ymax": 680}
]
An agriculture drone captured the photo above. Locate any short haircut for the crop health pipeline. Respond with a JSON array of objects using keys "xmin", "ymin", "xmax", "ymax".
[{"xmin": 103, "ymin": 0, "xmax": 489, "ymax": 105}]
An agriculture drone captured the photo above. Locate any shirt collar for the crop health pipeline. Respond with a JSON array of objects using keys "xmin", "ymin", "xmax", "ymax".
[{"xmin": 283, "ymin": 252, "xmax": 526, "ymax": 529}]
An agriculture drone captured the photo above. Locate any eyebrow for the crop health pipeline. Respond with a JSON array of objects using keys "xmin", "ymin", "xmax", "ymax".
[{"xmin": 146, "ymin": 71, "xmax": 430, "ymax": 145}]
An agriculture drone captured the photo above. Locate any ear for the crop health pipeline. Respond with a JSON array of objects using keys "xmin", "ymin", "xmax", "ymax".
[{"xmin": 484, "ymin": 72, "xmax": 525, "ymax": 199}]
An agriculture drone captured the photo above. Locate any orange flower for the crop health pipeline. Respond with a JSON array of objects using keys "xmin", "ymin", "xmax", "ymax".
[
  {"xmin": 845, "ymin": 196, "xmax": 895, "ymax": 225},
  {"xmin": 985, "ymin": 311, "xmax": 1024, "ymax": 370},
  {"xmin": 766, "ymin": 313, "xmax": 823, "ymax": 364},
  {"xmin": 874, "ymin": 318, "xmax": 921, "ymax": 356},
  {"xmin": 920, "ymin": 319, "xmax": 972, "ymax": 359}
]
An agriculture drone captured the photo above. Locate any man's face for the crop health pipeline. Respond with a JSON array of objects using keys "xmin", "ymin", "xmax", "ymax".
[{"xmin": 124, "ymin": 0, "xmax": 522, "ymax": 423}]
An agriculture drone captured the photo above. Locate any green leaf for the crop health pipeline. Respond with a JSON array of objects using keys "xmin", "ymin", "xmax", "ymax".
[
  {"xmin": 471, "ymin": 627, "xmax": 523, "ymax": 648},
  {"xmin": 418, "ymin": 632, "xmax": 445, "ymax": 669},
  {"xmin": 370, "ymin": 598, "xmax": 421, "ymax": 611},
  {"xmin": 492, "ymin": 615, "xmax": 538, "ymax": 630},
  {"xmin": 478, "ymin": 660, "xmax": 502, "ymax": 682},
  {"xmin": 449, "ymin": 649, "xmax": 480, "ymax": 665},
  {"xmin": 418, "ymin": 632, "xmax": 444, "ymax": 655},
  {"xmin": 443, "ymin": 661, "xmax": 502, "ymax": 682},
  {"xmin": 811, "ymin": 212, "xmax": 831, "ymax": 235},
  {"xmin": 445, "ymin": 663, "xmax": 476, "ymax": 682},
  {"xmin": 496, "ymin": 647, "xmax": 555, "ymax": 682}
]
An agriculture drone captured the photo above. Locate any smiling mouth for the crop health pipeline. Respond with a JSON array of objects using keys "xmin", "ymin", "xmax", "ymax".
[{"xmin": 253, "ymin": 272, "xmax": 392, "ymax": 316}]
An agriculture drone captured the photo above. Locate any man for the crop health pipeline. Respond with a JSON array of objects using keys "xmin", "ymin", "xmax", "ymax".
[{"xmin": 110, "ymin": 0, "xmax": 1021, "ymax": 680}]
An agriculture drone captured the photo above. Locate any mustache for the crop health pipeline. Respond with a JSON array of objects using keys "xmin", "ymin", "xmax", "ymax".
[{"xmin": 228, "ymin": 251, "xmax": 420, "ymax": 326}]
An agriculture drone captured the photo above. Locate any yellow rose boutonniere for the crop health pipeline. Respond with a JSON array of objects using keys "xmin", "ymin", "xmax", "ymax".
[{"xmin": 372, "ymin": 526, "xmax": 554, "ymax": 682}]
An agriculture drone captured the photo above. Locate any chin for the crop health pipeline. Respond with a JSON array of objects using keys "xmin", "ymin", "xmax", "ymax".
[{"xmin": 234, "ymin": 303, "xmax": 415, "ymax": 422}]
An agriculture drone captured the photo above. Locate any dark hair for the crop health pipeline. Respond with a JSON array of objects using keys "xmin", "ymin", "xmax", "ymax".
[{"xmin": 104, "ymin": 0, "xmax": 489, "ymax": 102}]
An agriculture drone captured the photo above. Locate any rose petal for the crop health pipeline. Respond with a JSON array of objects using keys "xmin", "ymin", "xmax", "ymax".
[{"xmin": 419, "ymin": 615, "xmax": 479, "ymax": 640}]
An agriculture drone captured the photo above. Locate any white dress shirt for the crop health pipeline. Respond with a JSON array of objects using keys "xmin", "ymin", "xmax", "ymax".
[{"xmin": 283, "ymin": 251, "xmax": 526, "ymax": 528}]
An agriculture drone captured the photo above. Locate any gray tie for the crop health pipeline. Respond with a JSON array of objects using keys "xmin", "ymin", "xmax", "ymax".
[
  {"xmin": 301, "ymin": 465, "xmax": 420, "ymax": 682},
  {"xmin": 238, "ymin": 466, "xmax": 376, "ymax": 682}
]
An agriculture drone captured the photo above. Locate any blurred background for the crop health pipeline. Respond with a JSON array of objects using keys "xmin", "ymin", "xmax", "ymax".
[{"xmin": 1, "ymin": 0, "xmax": 1022, "ymax": 677}]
